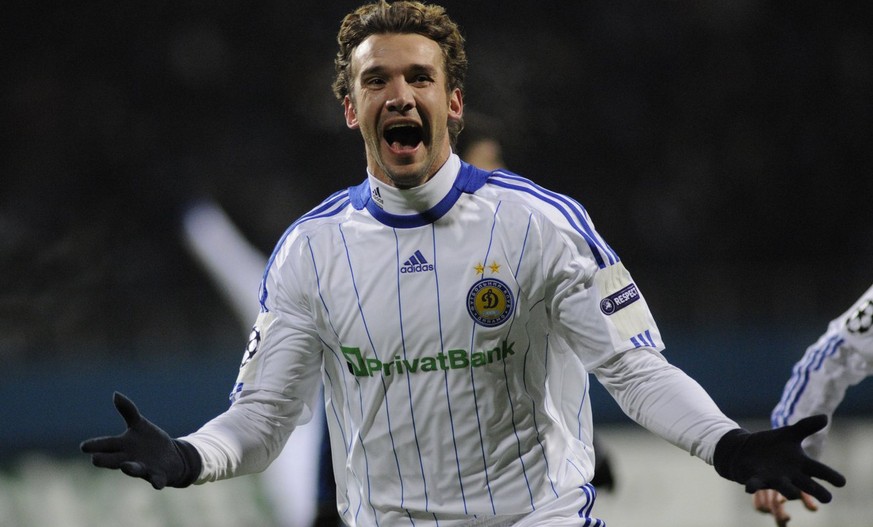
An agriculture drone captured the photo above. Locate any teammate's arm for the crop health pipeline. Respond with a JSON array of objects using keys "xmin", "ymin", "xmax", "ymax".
[
  {"xmin": 753, "ymin": 488, "xmax": 817, "ymax": 527},
  {"xmin": 753, "ymin": 284, "xmax": 873, "ymax": 524}
]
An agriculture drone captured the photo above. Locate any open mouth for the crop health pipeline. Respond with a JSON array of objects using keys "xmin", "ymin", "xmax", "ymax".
[{"xmin": 384, "ymin": 123, "xmax": 424, "ymax": 151}]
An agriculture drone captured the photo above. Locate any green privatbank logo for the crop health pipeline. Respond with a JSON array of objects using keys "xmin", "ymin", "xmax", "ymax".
[{"xmin": 342, "ymin": 341, "xmax": 516, "ymax": 377}]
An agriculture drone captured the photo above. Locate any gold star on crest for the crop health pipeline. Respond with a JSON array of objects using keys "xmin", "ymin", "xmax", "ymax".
[
  {"xmin": 489, "ymin": 261, "xmax": 501, "ymax": 274},
  {"xmin": 474, "ymin": 262, "xmax": 485, "ymax": 275}
]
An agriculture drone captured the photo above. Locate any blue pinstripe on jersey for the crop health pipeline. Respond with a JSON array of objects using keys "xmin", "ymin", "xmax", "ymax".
[
  {"xmin": 576, "ymin": 373, "xmax": 590, "ymax": 441},
  {"xmin": 307, "ymin": 233, "xmax": 379, "ymax": 525},
  {"xmin": 338, "ymin": 222, "xmax": 412, "ymax": 525},
  {"xmin": 527, "ymin": 336, "xmax": 560, "ymax": 500},
  {"xmin": 307, "ymin": 252, "xmax": 361, "ymax": 518},
  {"xmin": 466, "ymin": 201, "xmax": 502, "ymax": 515},
  {"xmin": 502, "ymin": 344, "xmax": 536, "ymax": 509},
  {"xmin": 432, "ymin": 222, "xmax": 470, "ymax": 516},
  {"xmin": 304, "ymin": 228, "xmax": 359, "ymax": 518},
  {"xmin": 393, "ymin": 227, "xmax": 431, "ymax": 516},
  {"xmin": 771, "ymin": 335, "xmax": 844, "ymax": 427},
  {"xmin": 427, "ymin": 224, "xmax": 443, "ymax": 526},
  {"xmin": 321, "ymin": 350, "xmax": 353, "ymax": 517},
  {"xmin": 499, "ymin": 210, "xmax": 537, "ymax": 510}
]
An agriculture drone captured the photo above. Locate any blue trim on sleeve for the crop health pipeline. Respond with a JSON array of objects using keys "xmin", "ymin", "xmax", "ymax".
[
  {"xmin": 771, "ymin": 335, "xmax": 844, "ymax": 427},
  {"xmin": 485, "ymin": 171, "xmax": 618, "ymax": 269}
]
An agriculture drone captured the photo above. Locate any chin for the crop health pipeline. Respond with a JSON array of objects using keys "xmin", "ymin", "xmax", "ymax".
[
  {"xmin": 386, "ymin": 170, "xmax": 428, "ymax": 189},
  {"xmin": 381, "ymin": 158, "xmax": 429, "ymax": 186}
]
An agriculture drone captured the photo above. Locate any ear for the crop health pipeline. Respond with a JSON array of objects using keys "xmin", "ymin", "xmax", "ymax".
[
  {"xmin": 448, "ymin": 88, "xmax": 463, "ymax": 124},
  {"xmin": 344, "ymin": 95, "xmax": 359, "ymax": 130}
]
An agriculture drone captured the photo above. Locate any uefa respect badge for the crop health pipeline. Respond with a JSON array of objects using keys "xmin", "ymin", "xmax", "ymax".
[{"xmin": 599, "ymin": 283, "xmax": 640, "ymax": 315}]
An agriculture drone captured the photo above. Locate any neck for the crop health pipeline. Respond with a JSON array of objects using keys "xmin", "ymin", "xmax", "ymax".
[{"xmin": 367, "ymin": 153, "xmax": 460, "ymax": 215}]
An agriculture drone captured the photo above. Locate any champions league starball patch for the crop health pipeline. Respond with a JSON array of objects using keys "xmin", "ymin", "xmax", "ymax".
[
  {"xmin": 847, "ymin": 299, "xmax": 873, "ymax": 334},
  {"xmin": 241, "ymin": 326, "xmax": 261, "ymax": 367},
  {"xmin": 467, "ymin": 278, "xmax": 514, "ymax": 327}
]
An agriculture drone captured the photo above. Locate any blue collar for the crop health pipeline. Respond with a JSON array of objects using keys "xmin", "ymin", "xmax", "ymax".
[{"xmin": 348, "ymin": 161, "xmax": 491, "ymax": 229}]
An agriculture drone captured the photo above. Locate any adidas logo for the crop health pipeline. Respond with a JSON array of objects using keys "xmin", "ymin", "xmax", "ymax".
[
  {"xmin": 371, "ymin": 186, "xmax": 384, "ymax": 207},
  {"xmin": 401, "ymin": 250, "xmax": 434, "ymax": 274}
]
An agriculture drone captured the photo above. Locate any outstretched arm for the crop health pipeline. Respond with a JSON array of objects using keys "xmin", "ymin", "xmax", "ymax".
[
  {"xmin": 594, "ymin": 349, "xmax": 845, "ymax": 501},
  {"xmin": 80, "ymin": 392, "xmax": 202, "ymax": 490},
  {"xmin": 82, "ymin": 387, "xmax": 309, "ymax": 486}
]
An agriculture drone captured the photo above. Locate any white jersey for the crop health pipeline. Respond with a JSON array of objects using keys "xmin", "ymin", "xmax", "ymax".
[
  {"xmin": 771, "ymin": 283, "xmax": 873, "ymax": 459},
  {"xmin": 183, "ymin": 154, "xmax": 737, "ymax": 526}
]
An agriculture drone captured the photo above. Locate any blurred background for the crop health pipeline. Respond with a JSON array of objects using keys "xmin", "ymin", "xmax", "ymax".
[{"xmin": 2, "ymin": 0, "xmax": 872, "ymax": 525}]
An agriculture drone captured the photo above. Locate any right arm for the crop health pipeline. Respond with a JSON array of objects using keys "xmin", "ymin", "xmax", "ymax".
[
  {"xmin": 183, "ymin": 235, "xmax": 325, "ymax": 482},
  {"xmin": 82, "ymin": 231, "xmax": 324, "ymax": 487},
  {"xmin": 181, "ymin": 387, "xmax": 315, "ymax": 482}
]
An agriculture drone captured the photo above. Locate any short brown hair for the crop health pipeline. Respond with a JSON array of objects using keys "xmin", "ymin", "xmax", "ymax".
[{"xmin": 333, "ymin": 0, "xmax": 467, "ymax": 144}]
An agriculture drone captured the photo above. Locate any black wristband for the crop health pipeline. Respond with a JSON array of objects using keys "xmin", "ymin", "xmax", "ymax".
[
  {"xmin": 712, "ymin": 428, "xmax": 751, "ymax": 482},
  {"xmin": 171, "ymin": 439, "xmax": 203, "ymax": 488}
]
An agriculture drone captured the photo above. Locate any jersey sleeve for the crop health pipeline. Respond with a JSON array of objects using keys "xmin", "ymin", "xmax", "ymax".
[
  {"xmin": 593, "ymin": 347, "xmax": 738, "ymax": 463},
  {"xmin": 181, "ymin": 232, "xmax": 325, "ymax": 482},
  {"xmin": 770, "ymin": 283, "xmax": 873, "ymax": 458},
  {"xmin": 537, "ymin": 204, "xmax": 664, "ymax": 369},
  {"xmin": 231, "ymin": 235, "xmax": 324, "ymax": 408}
]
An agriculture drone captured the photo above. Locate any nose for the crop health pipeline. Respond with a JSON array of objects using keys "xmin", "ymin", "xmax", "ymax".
[{"xmin": 385, "ymin": 81, "xmax": 415, "ymax": 113}]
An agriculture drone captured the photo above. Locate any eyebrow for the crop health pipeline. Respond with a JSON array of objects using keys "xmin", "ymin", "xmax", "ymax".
[{"xmin": 358, "ymin": 63, "xmax": 439, "ymax": 79}]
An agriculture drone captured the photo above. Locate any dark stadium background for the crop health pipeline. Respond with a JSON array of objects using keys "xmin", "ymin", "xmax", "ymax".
[{"xmin": 2, "ymin": 1, "xmax": 871, "ymax": 458}]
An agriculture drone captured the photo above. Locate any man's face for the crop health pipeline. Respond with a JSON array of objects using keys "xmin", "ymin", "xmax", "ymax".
[{"xmin": 344, "ymin": 33, "xmax": 463, "ymax": 189}]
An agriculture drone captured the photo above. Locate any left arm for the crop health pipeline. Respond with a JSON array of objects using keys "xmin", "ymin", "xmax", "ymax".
[
  {"xmin": 534, "ymin": 198, "xmax": 845, "ymax": 501},
  {"xmin": 593, "ymin": 348, "xmax": 845, "ymax": 502},
  {"xmin": 592, "ymin": 347, "xmax": 736, "ymax": 463}
]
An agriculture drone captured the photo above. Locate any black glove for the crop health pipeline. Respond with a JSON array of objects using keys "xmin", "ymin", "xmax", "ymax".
[
  {"xmin": 713, "ymin": 414, "xmax": 846, "ymax": 503},
  {"xmin": 80, "ymin": 392, "xmax": 202, "ymax": 490}
]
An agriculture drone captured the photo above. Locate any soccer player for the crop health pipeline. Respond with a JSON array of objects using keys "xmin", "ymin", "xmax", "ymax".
[
  {"xmin": 81, "ymin": 2, "xmax": 845, "ymax": 525},
  {"xmin": 753, "ymin": 283, "xmax": 872, "ymax": 526}
]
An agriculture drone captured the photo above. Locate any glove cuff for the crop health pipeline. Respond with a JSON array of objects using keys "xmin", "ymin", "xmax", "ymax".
[
  {"xmin": 170, "ymin": 439, "xmax": 203, "ymax": 488},
  {"xmin": 713, "ymin": 427, "xmax": 750, "ymax": 482}
]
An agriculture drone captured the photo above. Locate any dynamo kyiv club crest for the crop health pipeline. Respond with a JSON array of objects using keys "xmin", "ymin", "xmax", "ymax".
[{"xmin": 466, "ymin": 278, "xmax": 514, "ymax": 327}]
